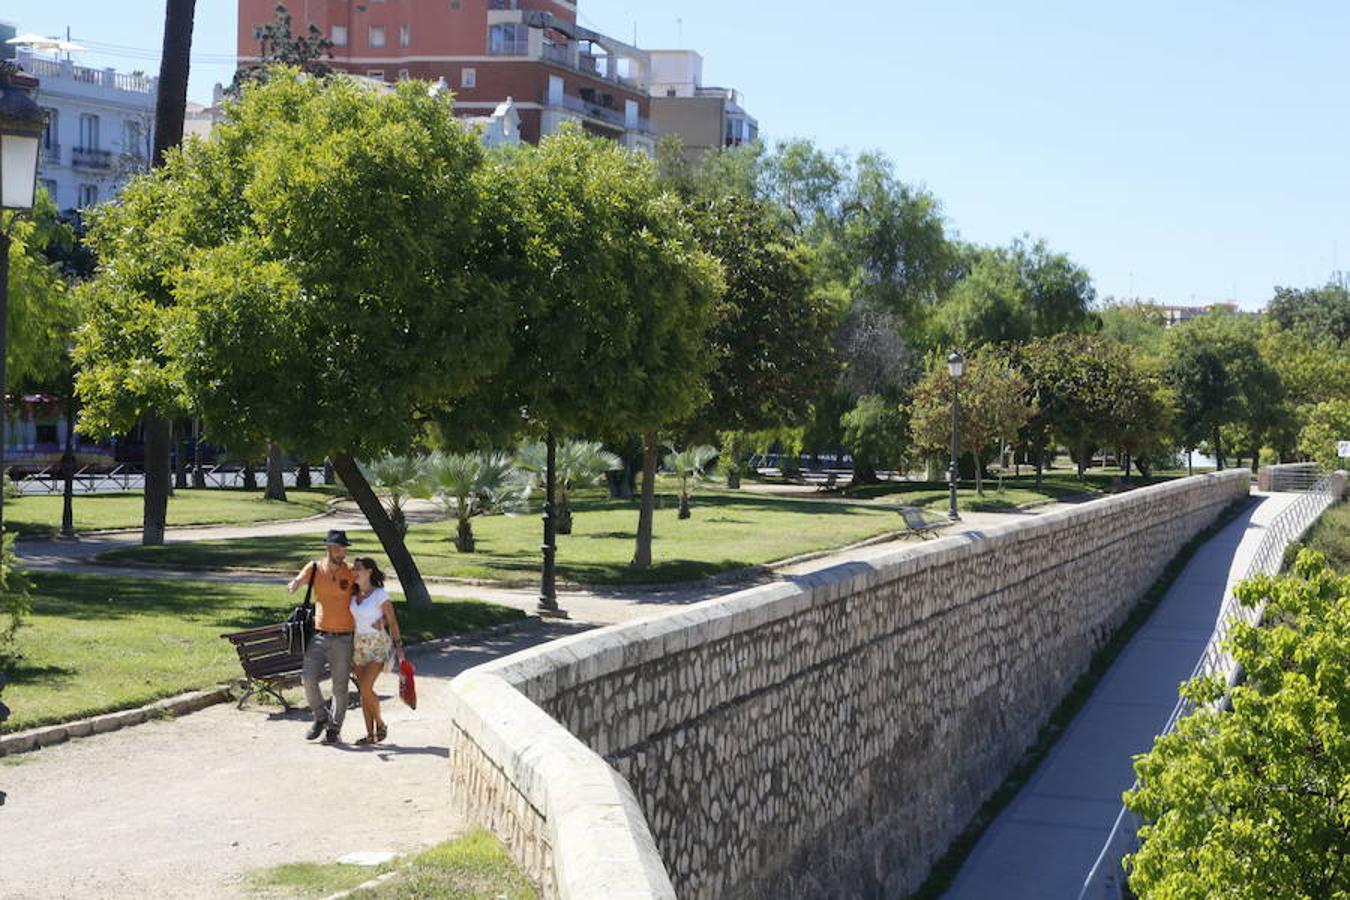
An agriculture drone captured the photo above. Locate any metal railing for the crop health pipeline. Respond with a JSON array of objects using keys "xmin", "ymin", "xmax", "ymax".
[
  {"xmin": 72, "ymin": 146, "xmax": 113, "ymax": 169},
  {"xmin": 13, "ymin": 464, "xmax": 330, "ymax": 495},
  {"xmin": 1077, "ymin": 474, "xmax": 1341, "ymax": 899}
]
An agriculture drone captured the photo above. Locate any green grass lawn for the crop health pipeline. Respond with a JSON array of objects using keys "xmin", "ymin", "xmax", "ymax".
[
  {"xmin": 102, "ymin": 487, "xmax": 917, "ymax": 586},
  {"xmin": 248, "ymin": 829, "xmax": 535, "ymax": 899},
  {"xmin": 0, "ymin": 572, "xmax": 523, "ymax": 732},
  {"xmin": 4, "ymin": 487, "xmax": 345, "ymax": 539}
]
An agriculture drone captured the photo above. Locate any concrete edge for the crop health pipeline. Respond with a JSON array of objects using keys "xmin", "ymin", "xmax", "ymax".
[
  {"xmin": 0, "ymin": 615, "xmax": 543, "ymax": 756},
  {"xmin": 323, "ymin": 868, "xmax": 402, "ymax": 900}
]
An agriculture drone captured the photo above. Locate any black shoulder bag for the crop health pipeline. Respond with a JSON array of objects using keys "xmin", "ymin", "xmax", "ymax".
[{"xmin": 283, "ymin": 561, "xmax": 318, "ymax": 657}]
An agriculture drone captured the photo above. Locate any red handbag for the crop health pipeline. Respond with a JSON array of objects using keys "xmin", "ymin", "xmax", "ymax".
[{"xmin": 398, "ymin": 658, "xmax": 417, "ymax": 709}]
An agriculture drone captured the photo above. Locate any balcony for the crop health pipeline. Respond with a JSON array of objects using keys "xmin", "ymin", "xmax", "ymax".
[
  {"xmin": 72, "ymin": 147, "xmax": 114, "ymax": 170},
  {"xmin": 17, "ymin": 51, "xmax": 156, "ymax": 95},
  {"xmin": 536, "ymin": 43, "xmax": 646, "ymax": 92},
  {"xmin": 42, "ymin": 143, "xmax": 61, "ymax": 164},
  {"xmin": 541, "ymin": 92, "xmax": 653, "ymax": 135}
]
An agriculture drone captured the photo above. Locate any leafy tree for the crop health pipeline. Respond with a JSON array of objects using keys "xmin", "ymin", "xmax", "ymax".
[
  {"xmin": 1124, "ymin": 550, "xmax": 1350, "ymax": 899},
  {"xmin": 683, "ymin": 195, "xmax": 840, "ymax": 437},
  {"xmin": 81, "ymin": 71, "xmax": 513, "ymax": 605},
  {"xmin": 516, "ymin": 440, "xmax": 620, "ymax": 534},
  {"xmin": 1266, "ymin": 279, "xmax": 1350, "ymax": 343},
  {"xmin": 929, "ymin": 238, "xmax": 1096, "ymax": 348},
  {"xmin": 1297, "ymin": 399, "xmax": 1350, "ymax": 470},
  {"xmin": 233, "ymin": 3, "xmax": 333, "ymax": 89},
  {"xmin": 360, "ymin": 453, "xmax": 425, "ymax": 537},
  {"xmin": 663, "ymin": 445, "xmax": 718, "ymax": 519},
  {"xmin": 4, "ymin": 190, "xmax": 75, "ymax": 392},
  {"xmin": 453, "ymin": 126, "xmax": 723, "ymax": 569},
  {"xmin": 1163, "ymin": 311, "xmax": 1284, "ymax": 470},
  {"xmin": 1098, "ymin": 299, "xmax": 1168, "ymax": 356},
  {"xmin": 910, "ymin": 350, "xmax": 1032, "ymax": 494},
  {"xmin": 420, "ymin": 451, "xmax": 530, "ymax": 552},
  {"xmin": 840, "ymin": 395, "xmax": 910, "ymax": 484}
]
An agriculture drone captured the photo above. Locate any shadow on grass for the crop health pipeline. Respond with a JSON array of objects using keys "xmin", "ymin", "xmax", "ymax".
[{"xmin": 2, "ymin": 661, "xmax": 79, "ymax": 687}]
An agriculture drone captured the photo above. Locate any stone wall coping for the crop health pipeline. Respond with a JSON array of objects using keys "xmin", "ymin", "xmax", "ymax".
[
  {"xmin": 481, "ymin": 471, "xmax": 1250, "ymax": 704},
  {"xmin": 448, "ymin": 669, "xmax": 677, "ymax": 899}
]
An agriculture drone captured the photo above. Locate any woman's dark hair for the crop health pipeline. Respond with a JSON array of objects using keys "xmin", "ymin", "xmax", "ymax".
[{"xmin": 355, "ymin": 557, "xmax": 386, "ymax": 588}]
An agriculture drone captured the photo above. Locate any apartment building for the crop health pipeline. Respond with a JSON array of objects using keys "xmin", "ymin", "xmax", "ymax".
[
  {"xmin": 16, "ymin": 48, "xmax": 156, "ymax": 213},
  {"xmin": 237, "ymin": 0, "xmax": 655, "ymax": 151},
  {"xmin": 648, "ymin": 50, "xmax": 758, "ymax": 162}
]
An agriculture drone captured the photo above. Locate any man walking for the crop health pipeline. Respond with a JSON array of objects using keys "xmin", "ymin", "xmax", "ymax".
[{"xmin": 288, "ymin": 530, "xmax": 356, "ymax": 745}]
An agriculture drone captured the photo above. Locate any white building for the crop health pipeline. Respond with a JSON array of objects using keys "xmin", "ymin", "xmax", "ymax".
[
  {"xmin": 16, "ymin": 48, "xmax": 157, "ymax": 213},
  {"xmin": 648, "ymin": 50, "xmax": 758, "ymax": 162}
]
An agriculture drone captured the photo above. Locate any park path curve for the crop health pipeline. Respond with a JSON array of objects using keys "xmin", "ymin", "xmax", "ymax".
[{"xmin": 942, "ymin": 491, "xmax": 1300, "ymax": 900}]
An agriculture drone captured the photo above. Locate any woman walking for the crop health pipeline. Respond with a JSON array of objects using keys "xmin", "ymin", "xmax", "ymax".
[{"xmin": 349, "ymin": 557, "xmax": 404, "ymax": 746}]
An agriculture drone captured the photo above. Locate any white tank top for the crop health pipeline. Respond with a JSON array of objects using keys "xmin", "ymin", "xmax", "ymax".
[{"xmin": 350, "ymin": 587, "xmax": 390, "ymax": 635}]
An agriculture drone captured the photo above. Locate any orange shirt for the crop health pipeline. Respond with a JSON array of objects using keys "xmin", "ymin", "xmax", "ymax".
[{"xmin": 308, "ymin": 559, "xmax": 356, "ymax": 633}]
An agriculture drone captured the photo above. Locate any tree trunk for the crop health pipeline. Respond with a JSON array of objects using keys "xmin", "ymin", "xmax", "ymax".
[
  {"xmin": 678, "ymin": 492, "xmax": 691, "ymax": 519},
  {"xmin": 1187, "ymin": 449, "xmax": 1194, "ymax": 477},
  {"xmin": 1035, "ymin": 441, "xmax": 1045, "ymax": 490},
  {"xmin": 152, "ymin": 0, "xmax": 195, "ymax": 168},
  {"xmin": 1122, "ymin": 452, "xmax": 1131, "ymax": 482},
  {"xmin": 556, "ymin": 494, "xmax": 573, "ymax": 535},
  {"xmin": 456, "ymin": 517, "xmax": 475, "ymax": 553},
  {"xmin": 852, "ymin": 458, "xmax": 879, "ymax": 485},
  {"xmin": 1212, "ymin": 428, "xmax": 1224, "ymax": 471},
  {"xmin": 241, "ymin": 463, "xmax": 257, "ymax": 491},
  {"xmin": 264, "ymin": 442, "xmax": 288, "ymax": 501},
  {"xmin": 631, "ymin": 431, "xmax": 657, "ymax": 568},
  {"xmin": 190, "ymin": 418, "xmax": 205, "ymax": 488},
  {"xmin": 974, "ymin": 454, "xmax": 984, "ymax": 496},
  {"xmin": 295, "ymin": 458, "xmax": 312, "ymax": 489},
  {"xmin": 1076, "ymin": 439, "xmax": 1088, "ymax": 481},
  {"xmin": 142, "ymin": 412, "xmax": 172, "ymax": 545},
  {"xmin": 323, "ymin": 459, "xmax": 335, "ymax": 485},
  {"xmin": 60, "ymin": 396, "xmax": 76, "ymax": 538},
  {"xmin": 1249, "ymin": 445, "xmax": 1259, "ymax": 475},
  {"xmin": 332, "ymin": 451, "xmax": 432, "ymax": 609},
  {"xmin": 726, "ymin": 467, "xmax": 741, "ymax": 490}
]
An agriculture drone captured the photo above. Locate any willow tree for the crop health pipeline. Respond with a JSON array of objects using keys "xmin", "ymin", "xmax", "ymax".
[{"xmin": 80, "ymin": 70, "xmax": 513, "ymax": 607}]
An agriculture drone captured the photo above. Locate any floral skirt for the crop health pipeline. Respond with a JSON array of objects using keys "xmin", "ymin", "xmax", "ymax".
[{"xmin": 353, "ymin": 630, "xmax": 393, "ymax": 667}]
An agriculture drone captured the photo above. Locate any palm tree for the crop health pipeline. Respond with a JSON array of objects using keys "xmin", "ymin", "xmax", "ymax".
[
  {"xmin": 360, "ymin": 453, "xmax": 425, "ymax": 537},
  {"xmin": 663, "ymin": 445, "xmax": 719, "ymax": 519},
  {"xmin": 421, "ymin": 451, "xmax": 531, "ymax": 552},
  {"xmin": 517, "ymin": 439, "xmax": 621, "ymax": 534}
]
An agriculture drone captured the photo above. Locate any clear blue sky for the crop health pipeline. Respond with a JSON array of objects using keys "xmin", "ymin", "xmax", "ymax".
[{"xmin": 7, "ymin": 1, "xmax": 1348, "ymax": 309}]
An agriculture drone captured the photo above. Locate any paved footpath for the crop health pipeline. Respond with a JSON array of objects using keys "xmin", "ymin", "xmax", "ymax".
[
  {"xmin": 1, "ymin": 498, "xmax": 1077, "ymax": 898},
  {"xmin": 943, "ymin": 491, "xmax": 1298, "ymax": 900}
]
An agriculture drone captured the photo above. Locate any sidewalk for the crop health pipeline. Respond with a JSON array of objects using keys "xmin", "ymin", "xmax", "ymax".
[{"xmin": 942, "ymin": 492, "xmax": 1298, "ymax": 900}]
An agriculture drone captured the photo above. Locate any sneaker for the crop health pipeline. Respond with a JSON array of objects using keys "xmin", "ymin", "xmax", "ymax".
[
  {"xmin": 322, "ymin": 727, "xmax": 341, "ymax": 745},
  {"xmin": 305, "ymin": 720, "xmax": 326, "ymax": 741}
]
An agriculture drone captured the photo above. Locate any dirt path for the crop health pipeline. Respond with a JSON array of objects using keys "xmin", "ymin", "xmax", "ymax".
[{"xmin": 0, "ymin": 624, "xmax": 587, "ymax": 900}]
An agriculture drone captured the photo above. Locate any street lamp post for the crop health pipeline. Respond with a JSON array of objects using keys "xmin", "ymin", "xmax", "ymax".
[
  {"xmin": 537, "ymin": 430, "xmax": 567, "ymax": 619},
  {"xmin": 0, "ymin": 63, "xmax": 46, "ymax": 537},
  {"xmin": 947, "ymin": 350, "xmax": 964, "ymax": 521}
]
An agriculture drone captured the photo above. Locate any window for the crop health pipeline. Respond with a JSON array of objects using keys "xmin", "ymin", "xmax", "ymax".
[
  {"xmin": 78, "ymin": 184, "xmax": 99, "ymax": 208},
  {"xmin": 400, "ymin": 24, "xmax": 410, "ymax": 47},
  {"xmin": 79, "ymin": 113, "xmax": 100, "ymax": 150},
  {"xmin": 461, "ymin": 67, "xmax": 476, "ymax": 88},
  {"xmin": 41, "ymin": 108, "xmax": 57, "ymax": 147},
  {"xmin": 487, "ymin": 23, "xmax": 528, "ymax": 55},
  {"xmin": 124, "ymin": 120, "xmax": 145, "ymax": 158},
  {"xmin": 368, "ymin": 25, "xmax": 386, "ymax": 47},
  {"xmin": 252, "ymin": 24, "xmax": 267, "ymax": 40},
  {"xmin": 366, "ymin": 70, "xmax": 386, "ymax": 80},
  {"xmin": 331, "ymin": 24, "xmax": 348, "ymax": 46},
  {"xmin": 397, "ymin": 69, "xmax": 411, "ymax": 81}
]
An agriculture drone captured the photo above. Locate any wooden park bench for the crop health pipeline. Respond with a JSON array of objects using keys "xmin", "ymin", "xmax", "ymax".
[
  {"xmin": 899, "ymin": 506, "xmax": 943, "ymax": 539},
  {"xmin": 221, "ymin": 623, "xmax": 358, "ymax": 709}
]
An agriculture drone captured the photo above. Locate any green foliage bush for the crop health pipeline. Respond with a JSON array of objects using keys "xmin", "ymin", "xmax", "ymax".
[
  {"xmin": 1124, "ymin": 549, "xmax": 1349, "ymax": 899},
  {"xmin": 0, "ymin": 533, "xmax": 33, "ymax": 658}
]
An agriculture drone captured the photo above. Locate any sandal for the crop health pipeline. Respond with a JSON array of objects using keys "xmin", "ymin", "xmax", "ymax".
[
  {"xmin": 355, "ymin": 734, "xmax": 377, "ymax": 746},
  {"xmin": 375, "ymin": 723, "xmax": 388, "ymax": 743}
]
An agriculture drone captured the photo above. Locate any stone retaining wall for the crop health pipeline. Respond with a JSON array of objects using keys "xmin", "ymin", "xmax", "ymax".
[{"xmin": 447, "ymin": 471, "xmax": 1250, "ymax": 898}]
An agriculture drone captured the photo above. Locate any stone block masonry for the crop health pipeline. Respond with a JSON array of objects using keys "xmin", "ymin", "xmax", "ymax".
[{"xmin": 446, "ymin": 471, "xmax": 1250, "ymax": 898}]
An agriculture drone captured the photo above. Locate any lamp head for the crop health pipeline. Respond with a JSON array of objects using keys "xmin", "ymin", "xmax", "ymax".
[
  {"xmin": 0, "ymin": 63, "xmax": 45, "ymax": 212},
  {"xmin": 947, "ymin": 350, "xmax": 965, "ymax": 379}
]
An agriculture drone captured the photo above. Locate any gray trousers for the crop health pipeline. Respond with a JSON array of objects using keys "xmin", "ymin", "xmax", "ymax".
[{"xmin": 302, "ymin": 631, "xmax": 354, "ymax": 731}]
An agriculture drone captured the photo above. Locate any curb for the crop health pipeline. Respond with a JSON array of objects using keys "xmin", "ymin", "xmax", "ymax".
[
  {"xmin": 0, "ymin": 615, "xmax": 545, "ymax": 756},
  {"xmin": 0, "ymin": 686, "xmax": 231, "ymax": 756},
  {"xmin": 323, "ymin": 868, "xmax": 402, "ymax": 900}
]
